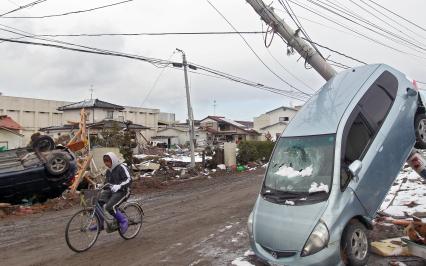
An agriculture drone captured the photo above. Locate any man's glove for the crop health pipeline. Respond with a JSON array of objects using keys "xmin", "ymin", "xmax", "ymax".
[{"xmin": 111, "ymin": 184, "xmax": 121, "ymax": 192}]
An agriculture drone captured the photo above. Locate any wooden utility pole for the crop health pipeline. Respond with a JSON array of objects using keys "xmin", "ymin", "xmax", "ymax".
[
  {"xmin": 245, "ymin": 0, "xmax": 337, "ymax": 81},
  {"xmin": 176, "ymin": 48, "xmax": 196, "ymax": 167}
]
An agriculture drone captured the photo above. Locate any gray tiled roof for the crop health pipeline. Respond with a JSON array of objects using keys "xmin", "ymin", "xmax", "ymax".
[{"xmin": 57, "ymin": 99, "xmax": 124, "ymax": 111}]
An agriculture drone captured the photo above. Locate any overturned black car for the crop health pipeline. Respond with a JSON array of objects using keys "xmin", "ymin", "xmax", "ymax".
[{"xmin": 0, "ymin": 136, "xmax": 77, "ymax": 204}]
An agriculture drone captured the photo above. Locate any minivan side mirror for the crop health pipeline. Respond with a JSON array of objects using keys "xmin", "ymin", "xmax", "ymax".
[
  {"xmin": 349, "ymin": 160, "xmax": 362, "ymax": 177},
  {"xmin": 406, "ymin": 87, "xmax": 417, "ymax": 96}
]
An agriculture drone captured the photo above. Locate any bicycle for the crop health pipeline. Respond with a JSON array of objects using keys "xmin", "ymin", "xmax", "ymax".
[{"xmin": 65, "ymin": 183, "xmax": 144, "ymax": 252}]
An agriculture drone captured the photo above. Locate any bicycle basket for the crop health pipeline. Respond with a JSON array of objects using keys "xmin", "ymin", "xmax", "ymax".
[{"xmin": 81, "ymin": 189, "xmax": 101, "ymax": 206}]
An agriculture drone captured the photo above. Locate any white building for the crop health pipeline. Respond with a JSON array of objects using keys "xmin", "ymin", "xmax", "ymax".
[
  {"xmin": 0, "ymin": 95, "xmax": 163, "ymax": 145},
  {"xmin": 254, "ymin": 106, "xmax": 298, "ymax": 140},
  {"xmin": 0, "ymin": 115, "xmax": 24, "ymax": 150}
]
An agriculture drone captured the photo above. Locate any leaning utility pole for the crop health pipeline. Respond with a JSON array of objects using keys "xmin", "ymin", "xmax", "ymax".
[
  {"xmin": 176, "ymin": 48, "xmax": 196, "ymax": 167},
  {"xmin": 245, "ymin": 0, "xmax": 337, "ymax": 81}
]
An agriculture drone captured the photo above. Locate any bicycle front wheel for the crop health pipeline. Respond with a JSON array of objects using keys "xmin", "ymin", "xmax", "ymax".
[
  {"xmin": 65, "ymin": 209, "xmax": 100, "ymax": 252},
  {"xmin": 119, "ymin": 203, "xmax": 143, "ymax": 240}
]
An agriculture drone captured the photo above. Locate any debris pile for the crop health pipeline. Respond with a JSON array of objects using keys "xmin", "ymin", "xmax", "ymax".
[{"xmin": 371, "ymin": 163, "xmax": 426, "ymax": 260}]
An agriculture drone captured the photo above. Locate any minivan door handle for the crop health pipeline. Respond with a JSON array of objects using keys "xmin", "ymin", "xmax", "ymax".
[{"xmin": 377, "ymin": 145, "xmax": 383, "ymax": 153}]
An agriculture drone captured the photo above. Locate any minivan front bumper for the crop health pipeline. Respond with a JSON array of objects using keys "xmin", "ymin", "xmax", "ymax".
[{"xmin": 250, "ymin": 238, "xmax": 342, "ymax": 266}]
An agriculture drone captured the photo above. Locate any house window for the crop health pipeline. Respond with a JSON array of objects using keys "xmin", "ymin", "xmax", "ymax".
[
  {"xmin": 279, "ymin": 117, "xmax": 289, "ymax": 122},
  {"xmin": 106, "ymin": 110, "xmax": 113, "ymax": 119}
]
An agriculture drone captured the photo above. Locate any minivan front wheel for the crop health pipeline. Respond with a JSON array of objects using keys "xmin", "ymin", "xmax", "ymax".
[{"xmin": 341, "ymin": 221, "xmax": 370, "ymax": 266}]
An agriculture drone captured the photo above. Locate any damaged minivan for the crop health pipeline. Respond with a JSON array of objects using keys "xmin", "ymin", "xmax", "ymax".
[{"xmin": 248, "ymin": 64, "xmax": 426, "ymax": 265}]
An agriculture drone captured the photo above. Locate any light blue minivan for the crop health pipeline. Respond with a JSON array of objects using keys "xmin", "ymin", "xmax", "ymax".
[{"xmin": 248, "ymin": 64, "xmax": 426, "ymax": 265}]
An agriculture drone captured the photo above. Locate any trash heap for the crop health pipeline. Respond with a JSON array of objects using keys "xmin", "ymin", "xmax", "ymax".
[{"xmin": 371, "ymin": 164, "xmax": 426, "ymax": 260}]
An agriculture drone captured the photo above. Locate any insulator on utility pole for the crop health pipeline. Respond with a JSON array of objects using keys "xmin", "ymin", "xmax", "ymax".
[
  {"xmin": 176, "ymin": 48, "xmax": 196, "ymax": 168},
  {"xmin": 245, "ymin": 0, "xmax": 337, "ymax": 81}
]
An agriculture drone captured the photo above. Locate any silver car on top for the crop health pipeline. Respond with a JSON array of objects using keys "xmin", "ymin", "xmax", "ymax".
[{"xmin": 248, "ymin": 64, "xmax": 426, "ymax": 265}]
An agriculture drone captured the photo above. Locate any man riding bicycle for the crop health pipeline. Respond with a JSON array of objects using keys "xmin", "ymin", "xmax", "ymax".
[{"xmin": 96, "ymin": 152, "xmax": 131, "ymax": 233}]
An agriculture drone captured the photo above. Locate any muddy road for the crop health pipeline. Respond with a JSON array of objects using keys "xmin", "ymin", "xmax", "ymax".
[
  {"xmin": 1, "ymin": 171, "xmax": 263, "ymax": 266},
  {"xmin": 0, "ymin": 170, "xmax": 424, "ymax": 266}
]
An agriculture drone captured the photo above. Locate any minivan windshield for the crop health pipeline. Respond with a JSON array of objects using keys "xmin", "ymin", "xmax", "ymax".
[{"xmin": 264, "ymin": 134, "xmax": 335, "ymax": 197}]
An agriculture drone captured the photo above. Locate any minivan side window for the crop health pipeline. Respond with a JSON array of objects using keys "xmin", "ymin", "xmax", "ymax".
[
  {"xmin": 341, "ymin": 113, "xmax": 373, "ymax": 189},
  {"xmin": 340, "ymin": 71, "xmax": 398, "ymax": 190},
  {"xmin": 358, "ymin": 71, "xmax": 398, "ymax": 132}
]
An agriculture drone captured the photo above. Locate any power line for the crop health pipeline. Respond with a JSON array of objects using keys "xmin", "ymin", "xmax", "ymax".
[
  {"xmin": 0, "ymin": 35, "xmax": 308, "ymax": 101},
  {"xmin": 1, "ymin": 0, "xmax": 134, "ymax": 19},
  {"xmin": 366, "ymin": 0, "xmax": 426, "ymax": 33},
  {"xmin": 27, "ymin": 31, "xmax": 267, "ymax": 37},
  {"xmin": 206, "ymin": 0, "xmax": 311, "ymax": 96},
  {"xmin": 141, "ymin": 51, "xmax": 176, "ymax": 107},
  {"xmin": 303, "ymin": 0, "xmax": 426, "ymax": 55},
  {"xmin": 288, "ymin": 0, "xmax": 426, "ymax": 61},
  {"xmin": 0, "ymin": 0, "xmax": 47, "ymax": 17},
  {"xmin": 300, "ymin": 37, "xmax": 368, "ymax": 65}
]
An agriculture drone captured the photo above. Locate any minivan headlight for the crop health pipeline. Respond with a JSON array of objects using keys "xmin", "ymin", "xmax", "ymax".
[
  {"xmin": 247, "ymin": 211, "xmax": 254, "ymax": 237},
  {"xmin": 301, "ymin": 221, "xmax": 329, "ymax": 257}
]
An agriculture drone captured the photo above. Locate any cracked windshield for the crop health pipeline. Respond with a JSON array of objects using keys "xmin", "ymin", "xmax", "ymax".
[{"xmin": 264, "ymin": 134, "xmax": 335, "ymax": 194}]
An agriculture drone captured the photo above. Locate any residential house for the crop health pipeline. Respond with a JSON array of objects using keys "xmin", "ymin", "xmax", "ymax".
[
  {"xmin": 153, "ymin": 126, "xmax": 208, "ymax": 147},
  {"xmin": 0, "ymin": 115, "xmax": 24, "ymax": 150},
  {"xmin": 254, "ymin": 106, "xmax": 298, "ymax": 140},
  {"xmin": 199, "ymin": 116, "xmax": 259, "ymax": 144}
]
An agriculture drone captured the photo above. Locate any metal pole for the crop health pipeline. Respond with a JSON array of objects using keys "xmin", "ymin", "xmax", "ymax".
[
  {"xmin": 245, "ymin": 0, "xmax": 337, "ymax": 81},
  {"xmin": 176, "ymin": 48, "xmax": 196, "ymax": 167}
]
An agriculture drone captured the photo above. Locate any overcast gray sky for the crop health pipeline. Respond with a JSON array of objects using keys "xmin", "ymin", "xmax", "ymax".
[{"xmin": 0, "ymin": 0, "xmax": 425, "ymax": 122}]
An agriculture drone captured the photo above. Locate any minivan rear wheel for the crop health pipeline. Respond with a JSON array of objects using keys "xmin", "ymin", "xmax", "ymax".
[
  {"xmin": 415, "ymin": 113, "xmax": 426, "ymax": 149},
  {"xmin": 341, "ymin": 221, "xmax": 370, "ymax": 266}
]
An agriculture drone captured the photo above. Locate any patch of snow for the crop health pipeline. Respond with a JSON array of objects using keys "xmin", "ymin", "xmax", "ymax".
[
  {"xmin": 262, "ymin": 163, "xmax": 268, "ymax": 168},
  {"xmin": 231, "ymin": 238, "xmax": 238, "ymax": 243},
  {"xmin": 217, "ymin": 164, "xmax": 226, "ymax": 170},
  {"xmin": 308, "ymin": 182, "xmax": 329, "ymax": 193},
  {"xmin": 231, "ymin": 257, "xmax": 254, "ymax": 266},
  {"xmin": 189, "ymin": 259, "xmax": 202, "ymax": 266},
  {"xmin": 275, "ymin": 165, "xmax": 313, "ymax": 178},
  {"xmin": 285, "ymin": 200, "xmax": 295, "ymax": 206},
  {"xmin": 244, "ymin": 250, "xmax": 255, "ymax": 256},
  {"xmin": 225, "ymin": 225, "xmax": 233, "ymax": 229}
]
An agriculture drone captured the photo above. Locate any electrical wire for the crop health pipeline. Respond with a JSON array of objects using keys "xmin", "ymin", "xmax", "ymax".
[
  {"xmin": 358, "ymin": 0, "xmax": 426, "ymax": 42},
  {"xmin": 206, "ymin": 0, "xmax": 311, "ymax": 96},
  {"xmin": 27, "ymin": 31, "xmax": 267, "ymax": 37},
  {"xmin": 1, "ymin": 0, "xmax": 134, "ymax": 19},
  {"xmin": 261, "ymin": 22, "xmax": 315, "ymax": 92},
  {"xmin": 366, "ymin": 0, "xmax": 426, "ymax": 33},
  {"xmin": 0, "ymin": 35, "xmax": 309, "ymax": 101},
  {"xmin": 278, "ymin": 0, "xmax": 325, "ymax": 59},
  {"xmin": 141, "ymin": 51, "xmax": 176, "ymax": 107},
  {"xmin": 303, "ymin": 0, "xmax": 426, "ymax": 55},
  {"xmin": 288, "ymin": 0, "xmax": 426, "ymax": 61},
  {"xmin": 300, "ymin": 37, "xmax": 367, "ymax": 65},
  {"xmin": 0, "ymin": 0, "xmax": 47, "ymax": 17}
]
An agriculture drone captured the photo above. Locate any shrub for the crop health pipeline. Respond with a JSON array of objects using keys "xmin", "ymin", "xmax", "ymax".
[{"xmin": 237, "ymin": 140, "xmax": 275, "ymax": 165}]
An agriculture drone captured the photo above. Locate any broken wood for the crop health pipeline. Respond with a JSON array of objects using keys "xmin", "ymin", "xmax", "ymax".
[
  {"xmin": 70, "ymin": 154, "xmax": 93, "ymax": 193},
  {"xmin": 371, "ymin": 237, "xmax": 411, "ymax": 257}
]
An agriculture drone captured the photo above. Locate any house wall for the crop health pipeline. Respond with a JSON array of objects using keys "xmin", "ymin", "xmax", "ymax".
[
  {"xmin": 0, "ymin": 130, "xmax": 23, "ymax": 150},
  {"xmin": 200, "ymin": 118, "xmax": 219, "ymax": 131},
  {"xmin": 254, "ymin": 108, "xmax": 297, "ymax": 131},
  {"xmin": 0, "ymin": 95, "xmax": 70, "ymax": 144},
  {"xmin": 259, "ymin": 123, "xmax": 288, "ymax": 141}
]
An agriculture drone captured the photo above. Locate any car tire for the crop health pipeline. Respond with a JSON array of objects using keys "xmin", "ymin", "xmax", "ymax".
[
  {"xmin": 33, "ymin": 135, "xmax": 55, "ymax": 152},
  {"xmin": 341, "ymin": 221, "xmax": 370, "ymax": 266},
  {"xmin": 46, "ymin": 152, "xmax": 70, "ymax": 176},
  {"xmin": 415, "ymin": 113, "xmax": 426, "ymax": 149}
]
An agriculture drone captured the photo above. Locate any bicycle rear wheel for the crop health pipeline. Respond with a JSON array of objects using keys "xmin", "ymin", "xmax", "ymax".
[
  {"xmin": 65, "ymin": 209, "xmax": 100, "ymax": 252},
  {"xmin": 119, "ymin": 203, "xmax": 143, "ymax": 240}
]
